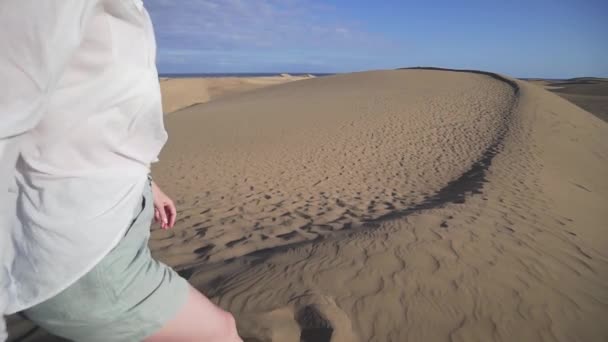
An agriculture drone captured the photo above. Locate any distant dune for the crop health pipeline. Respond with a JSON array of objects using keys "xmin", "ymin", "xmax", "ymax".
[
  {"xmin": 8, "ymin": 69, "xmax": 608, "ymax": 342},
  {"xmin": 159, "ymin": 75, "xmax": 313, "ymax": 114}
]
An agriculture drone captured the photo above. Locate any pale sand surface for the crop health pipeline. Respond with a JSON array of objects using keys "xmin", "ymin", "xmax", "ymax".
[
  {"xmin": 8, "ymin": 69, "xmax": 608, "ymax": 341},
  {"xmin": 159, "ymin": 74, "xmax": 313, "ymax": 114}
]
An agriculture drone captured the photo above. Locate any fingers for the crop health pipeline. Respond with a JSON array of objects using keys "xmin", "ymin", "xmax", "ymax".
[
  {"xmin": 150, "ymin": 181, "xmax": 176, "ymax": 230},
  {"xmin": 167, "ymin": 201, "xmax": 177, "ymax": 229},
  {"xmin": 158, "ymin": 204, "xmax": 168, "ymax": 229}
]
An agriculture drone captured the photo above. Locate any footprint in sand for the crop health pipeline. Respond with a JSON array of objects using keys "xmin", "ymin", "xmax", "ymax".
[{"xmin": 237, "ymin": 294, "xmax": 359, "ymax": 342}]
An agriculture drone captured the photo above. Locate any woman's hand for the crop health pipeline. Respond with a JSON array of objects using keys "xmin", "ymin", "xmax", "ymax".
[{"xmin": 151, "ymin": 181, "xmax": 176, "ymax": 230}]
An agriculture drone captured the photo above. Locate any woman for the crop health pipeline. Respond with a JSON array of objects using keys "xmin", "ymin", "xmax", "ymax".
[{"xmin": 0, "ymin": 1, "xmax": 241, "ymax": 341}]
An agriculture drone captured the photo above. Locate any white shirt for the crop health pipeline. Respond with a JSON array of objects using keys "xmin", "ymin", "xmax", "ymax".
[{"xmin": 0, "ymin": 1, "xmax": 167, "ymax": 338}]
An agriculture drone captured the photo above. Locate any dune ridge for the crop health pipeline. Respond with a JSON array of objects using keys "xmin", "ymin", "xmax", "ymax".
[{"xmin": 151, "ymin": 69, "xmax": 517, "ymax": 269}]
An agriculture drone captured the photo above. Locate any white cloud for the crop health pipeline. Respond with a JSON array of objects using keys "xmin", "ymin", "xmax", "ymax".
[{"xmin": 145, "ymin": 0, "xmax": 395, "ymax": 71}]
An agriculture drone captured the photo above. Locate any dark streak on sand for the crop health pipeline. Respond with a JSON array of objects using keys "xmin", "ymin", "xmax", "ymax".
[{"xmin": 363, "ymin": 68, "xmax": 517, "ymax": 220}]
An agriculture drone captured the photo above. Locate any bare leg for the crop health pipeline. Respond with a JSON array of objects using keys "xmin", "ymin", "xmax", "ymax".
[{"xmin": 145, "ymin": 285, "xmax": 242, "ymax": 342}]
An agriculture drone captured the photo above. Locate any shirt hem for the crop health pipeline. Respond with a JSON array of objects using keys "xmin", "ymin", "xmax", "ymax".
[{"xmin": 6, "ymin": 177, "xmax": 148, "ymax": 314}]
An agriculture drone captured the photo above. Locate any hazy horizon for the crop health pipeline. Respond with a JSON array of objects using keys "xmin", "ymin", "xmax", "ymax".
[{"xmin": 157, "ymin": 70, "xmax": 606, "ymax": 80}]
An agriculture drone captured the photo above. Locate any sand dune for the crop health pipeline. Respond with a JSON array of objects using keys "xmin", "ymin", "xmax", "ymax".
[
  {"xmin": 151, "ymin": 70, "xmax": 515, "ymax": 266},
  {"xmin": 157, "ymin": 69, "xmax": 607, "ymax": 342},
  {"xmin": 151, "ymin": 69, "xmax": 607, "ymax": 341},
  {"xmin": 159, "ymin": 74, "xmax": 313, "ymax": 114},
  {"xmin": 7, "ymin": 69, "xmax": 608, "ymax": 342}
]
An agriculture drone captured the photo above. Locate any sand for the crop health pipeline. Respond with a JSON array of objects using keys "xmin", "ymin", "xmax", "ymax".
[
  {"xmin": 159, "ymin": 74, "xmax": 314, "ymax": 114},
  {"xmin": 7, "ymin": 69, "xmax": 608, "ymax": 342}
]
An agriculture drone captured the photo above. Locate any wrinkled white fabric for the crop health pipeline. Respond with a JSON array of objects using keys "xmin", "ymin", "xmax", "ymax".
[{"xmin": 0, "ymin": 1, "xmax": 166, "ymax": 338}]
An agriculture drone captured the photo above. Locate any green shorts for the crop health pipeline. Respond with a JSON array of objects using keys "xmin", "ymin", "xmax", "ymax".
[{"xmin": 23, "ymin": 179, "xmax": 189, "ymax": 342}]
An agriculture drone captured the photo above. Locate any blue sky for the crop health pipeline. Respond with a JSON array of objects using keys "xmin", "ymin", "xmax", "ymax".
[{"xmin": 146, "ymin": 0, "xmax": 608, "ymax": 78}]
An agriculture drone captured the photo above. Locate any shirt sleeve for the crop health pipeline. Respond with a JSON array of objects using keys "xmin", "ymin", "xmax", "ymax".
[{"xmin": 0, "ymin": 1, "xmax": 99, "ymax": 339}]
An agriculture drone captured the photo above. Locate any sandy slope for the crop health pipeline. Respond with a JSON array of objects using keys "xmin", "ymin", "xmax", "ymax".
[
  {"xmin": 7, "ymin": 69, "xmax": 608, "ymax": 342},
  {"xmin": 159, "ymin": 75, "xmax": 313, "ymax": 114}
]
